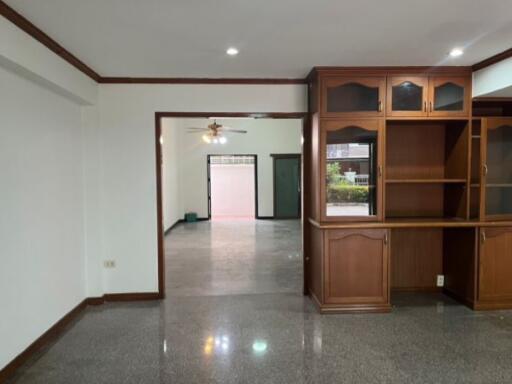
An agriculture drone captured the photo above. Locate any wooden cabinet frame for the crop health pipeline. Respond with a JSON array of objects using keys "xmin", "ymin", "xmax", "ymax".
[
  {"xmin": 321, "ymin": 77, "xmax": 386, "ymax": 118},
  {"xmin": 319, "ymin": 118, "xmax": 384, "ymax": 222},
  {"xmin": 478, "ymin": 227, "xmax": 512, "ymax": 303},
  {"xmin": 324, "ymin": 228, "xmax": 390, "ymax": 310},
  {"xmin": 479, "ymin": 118, "xmax": 512, "ymax": 221},
  {"xmin": 386, "ymin": 76, "xmax": 429, "ymax": 117},
  {"xmin": 428, "ymin": 76, "xmax": 471, "ymax": 118}
]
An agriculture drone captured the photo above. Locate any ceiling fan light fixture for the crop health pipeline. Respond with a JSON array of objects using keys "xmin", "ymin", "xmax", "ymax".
[
  {"xmin": 202, "ymin": 134, "xmax": 211, "ymax": 143},
  {"xmin": 219, "ymin": 136, "xmax": 227, "ymax": 144}
]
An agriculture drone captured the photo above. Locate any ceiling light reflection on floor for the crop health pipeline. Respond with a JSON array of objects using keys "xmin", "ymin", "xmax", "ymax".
[{"xmin": 252, "ymin": 340, "xmax": 268, "ymax": 354}]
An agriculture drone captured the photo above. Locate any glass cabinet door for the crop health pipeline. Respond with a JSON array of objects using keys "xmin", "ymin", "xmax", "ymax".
[
  {"xmin": 429, "ymin": 76, "xmax": 470, "ymax": 117},
  {"xmin": 322, "ymin": 77, "xmax": 385, "ymax": 117},
  {"xmin": 387, "ymin": 76, "xmax": 428, "ymax": 117},
  {"xmin": 321, "ymin": 119, "xmax": 383, "ymax": 221},
  {"xmin": 482, "ymin": 118, "xmax": 512, "ymax": 220}
]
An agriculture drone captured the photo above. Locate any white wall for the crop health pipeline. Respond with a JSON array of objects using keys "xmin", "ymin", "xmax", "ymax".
[
  {"xmin": 0, "ymin": 65, "xmax": 87, "ymax": 369},
  {"xmin": 473, "ymin": 57, "xmax": 512, "ymax": 97},
  {"xmin": 161, "ymin": 119, "xmax": 183, "ymax": 230},
  {"xmin": 0, "ymin": 16, "xmax": 97, "ymax": 105},
  {"xmin": 167, "ymin": 118, "xmax": 302, "ymax": 218},
  {"xmin": 97, "ymin": 84, "xmax": 306, "ymax": 293}
]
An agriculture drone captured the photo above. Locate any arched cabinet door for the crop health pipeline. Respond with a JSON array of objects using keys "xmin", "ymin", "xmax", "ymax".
[
  {"xmin": 321, "ymin": 77, "xmax": 386, "ymax": 117},
  {"xmin": 387, "ymin": 76, "xmax": 429, "ymax": 117},
  {"xmin": 324, "ymin": 229, "xmax": 390, "ymax": 309},
  {"xmin": 320, "ymin": 119, "xmax": 383, "ymax": 222},
  {"xmin": 428, "ymin": 76, "xmax": 470, "ymax": 117},
  {"xmin": 480, "ymin": 118, "xmax": 512, "ymax": 221}
]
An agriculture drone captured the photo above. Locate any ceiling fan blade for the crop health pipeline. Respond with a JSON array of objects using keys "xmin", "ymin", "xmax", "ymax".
[
  {"xmin": 222, "ymin": 128, "xmax": 247, "ymax": 133},
  {"xmin": 187, "ymin": 127, "xmax": 209, "ymax": 131}
]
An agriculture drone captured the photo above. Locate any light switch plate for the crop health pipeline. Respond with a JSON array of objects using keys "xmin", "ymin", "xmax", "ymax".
[
  {"xmin": 436, "ymin": 274, "xmax": 445, "ymax": 287},
  {"xmin": 104, "ymin": 260, "xmax": 116, "ymax": 268}
]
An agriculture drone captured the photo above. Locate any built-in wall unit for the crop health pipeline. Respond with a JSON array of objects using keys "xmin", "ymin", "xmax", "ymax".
[{"xmin": 306, "ymin": 67, "xmax": 512, "ymax": 313}]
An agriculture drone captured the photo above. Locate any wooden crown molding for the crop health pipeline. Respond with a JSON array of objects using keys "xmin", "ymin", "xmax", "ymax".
[
  {"xmin": 99, "ymin": 77, "xmax": 307, "ymax": 84},
  {"xmin": 472, "ymin": 47, "xmax": 512, "ymax": 72},
  {"xmin": 0, "ymin": 0, "xmax": 101, "ymax": 82}
]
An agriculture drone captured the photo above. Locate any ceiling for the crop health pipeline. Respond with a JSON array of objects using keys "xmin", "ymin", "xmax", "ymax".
[{"xmin": 5, "ymin": 0, "xmax": 512, "ymax": 78}]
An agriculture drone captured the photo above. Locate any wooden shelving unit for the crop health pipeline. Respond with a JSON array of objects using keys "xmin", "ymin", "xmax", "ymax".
[{"xmin": 305, "ymin": 67, "xmax": 512, "ymax": 314}]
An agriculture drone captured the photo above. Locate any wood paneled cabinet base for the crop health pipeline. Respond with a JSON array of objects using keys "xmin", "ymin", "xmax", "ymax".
[
  {"xmin": 475, "ymin": 227, "xmax": 512, "ymax": 310},
  {"xmin": 315, "ymin": 228, "xmax": 391, "ymax": 313}
]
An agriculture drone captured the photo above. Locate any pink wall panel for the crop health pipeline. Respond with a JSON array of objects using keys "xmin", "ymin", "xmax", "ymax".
[{"xmin": 210, "ymin": 164, "xmax": 255, "ymax": 219}]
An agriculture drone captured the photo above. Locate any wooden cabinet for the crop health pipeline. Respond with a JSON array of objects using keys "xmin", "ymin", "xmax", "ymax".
[
  {"xmin": 320, "ymin": 119, "xmax": 384, "ymax": 222},
  {"xmin": 478, "ymin": 227, "xmax": 512, "ymax": 303},
  {"xmin": 480, "ymin": 118, "xmax": 512, "ymax": 221},
  {"xmin": 321, "ymin": 77, "xmax": 385, "ymax": 117},
  {"xmin": 324, "ymin": 229, "xmax": 390, "ymax": 311},
  {"xmin": 387, "ymin": 75, "xmax": 470, "ymax": 118},
  {"xmin": 429, "ymin": 76, "xmax": 471, "ymax": 117},
  {"xmin": 387, "ymin": 76, "xmax": 429, "ymax": 117}
]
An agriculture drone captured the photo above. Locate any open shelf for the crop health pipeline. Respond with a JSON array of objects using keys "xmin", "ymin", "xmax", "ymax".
[
  {"xmin": 386, "ymin": 178, "xmax": 466, "ymax": 184},
  {"xmin": 385, "ymin": 120, "xmax": 469, "ymax": 220}
]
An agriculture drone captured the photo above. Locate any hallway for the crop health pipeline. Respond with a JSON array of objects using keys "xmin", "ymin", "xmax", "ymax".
[{"xmin": 165, "ymin": 220, "xmax": 303, "ymax": 296}]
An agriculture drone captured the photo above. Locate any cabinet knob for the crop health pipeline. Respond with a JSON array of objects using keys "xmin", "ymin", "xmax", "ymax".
[
  {"xmin": 429, "ymin": 101, "xmax": 433, "ymax": 112},
  {"xmin": 423, "ymin": 101, "xmax": 427, "ymax": 112},
  {"xmin": 481, "ymin": 231, "xmax": 486, "ymax": 243},
  {"xmin": 483, "ymin": 164, "xmax": 488, "ymax": 176},
  {"xmin": 378, "ymin": 100, "xmax": 382, "ymax": 112}
]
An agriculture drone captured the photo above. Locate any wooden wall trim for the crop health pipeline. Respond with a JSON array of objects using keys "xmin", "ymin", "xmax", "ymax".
[
  {"xmin": 0, "ymin": 0, "xmax": 101, "ymax": 82},
  {"xmin": 472, "ymin": 47, "xmax": 512, "ymax": 72},
  {"xmin": 99, "ymin": 77, "xmax": 307, "ymax": 84},
  {"xmin": 154, "ymin": 112, "xmax": 308, "ymax": 304},
  {"xmin": 156, "ymin": 112, "xmax": 307, "ymax": 119},
  {"xmin": 0, "ymin": 299, "xmax": 88, "ymax": 382},
  {"xmin": 0, "ymin": 293, "xmax": 161, "ymax": 382}
]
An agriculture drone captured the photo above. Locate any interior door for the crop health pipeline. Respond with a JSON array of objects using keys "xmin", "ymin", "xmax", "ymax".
[{"xmin": 273, "ymin": 155, "xmax": 301, "ymax": 219}]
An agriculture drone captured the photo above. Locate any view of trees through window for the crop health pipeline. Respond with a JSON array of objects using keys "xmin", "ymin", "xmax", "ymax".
[{"xmin": 326, "ymin": 142, "xmax": 374, "ymax": 216}]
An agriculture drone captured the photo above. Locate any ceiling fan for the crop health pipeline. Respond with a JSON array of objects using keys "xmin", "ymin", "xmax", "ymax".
[{"xmin": 186, "ymin": 120, "xmax": 247, "ymax": 144}]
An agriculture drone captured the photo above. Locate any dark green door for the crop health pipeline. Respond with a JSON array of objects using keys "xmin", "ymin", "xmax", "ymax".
[{"xmin": 273, "ymin": 155, "xmax": 301, "ymax": 218}]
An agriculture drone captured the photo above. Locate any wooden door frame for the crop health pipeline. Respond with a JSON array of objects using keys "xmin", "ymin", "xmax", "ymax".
[
  {"xmin": 207, "ymin": 154, "xmax": 258, "ymax": 219},
  {"xmin": 155, "ymin": 112, "xmax": 309, "ymax": 299},
  {"xmin": 271, "ymin": 153, "xmax": 302, "ymax": 219}
]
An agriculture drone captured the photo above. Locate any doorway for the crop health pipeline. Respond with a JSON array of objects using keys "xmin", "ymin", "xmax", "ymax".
[
  {"xmin": 272, "ymin": 154, "xmax": 301, "ymax": 219},
  {"xmin": 155, "ymin": 112, "xmax": 308, "ymax": 298},
  {"xmin": 207, "ymin": 154, "xmax": 258, "ymax": 220}
]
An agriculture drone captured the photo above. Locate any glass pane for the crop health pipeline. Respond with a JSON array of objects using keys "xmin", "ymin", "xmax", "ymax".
[
  {"xmin": 486, "ymin": 188, "xmax": 512, "ymax": 216},
  {"xmin": 392, "ymin": 81, "xmax": 423, "ymax": 111},
  {"xmin": 327, "ymin": 83, "xmax": 379, "ymax": 112},
  {"xmin": 486, "ymin": 125, "xmax": 512, "ymax": 216},
  {"xmin": 326, "ymin": 126, "xmax": 377, "ymax": 217},
  {"xmin": 434, "ymin": 82, "xmax": 464, "ymax": 111}
]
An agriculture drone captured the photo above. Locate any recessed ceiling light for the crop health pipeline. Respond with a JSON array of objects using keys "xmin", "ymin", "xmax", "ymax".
[
  {"xmin": 226, "ymin": 47, "xmax": 239, "ymax": 56},
  {"xmin": 449, "ymin": 48, "xmax": 464, "ymax": 58}
]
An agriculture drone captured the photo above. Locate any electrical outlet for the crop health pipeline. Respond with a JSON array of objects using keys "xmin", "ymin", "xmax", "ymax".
[
  {"xmin": 104, "ymin": 260, "xmax": 116, "ymax": 268},
  {"xmin": 436, "ymin": 274, "xmax": 445, "ymax": 287}
]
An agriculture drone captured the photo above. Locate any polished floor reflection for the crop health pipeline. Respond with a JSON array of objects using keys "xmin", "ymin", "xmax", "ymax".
[{"xmin": 9, "ymin": 221, "xmax": 512, "ymax": 383}]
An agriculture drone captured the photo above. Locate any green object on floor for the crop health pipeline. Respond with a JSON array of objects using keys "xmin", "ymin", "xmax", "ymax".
[{"xmin": 185, "ymin": 212, "xmax": 197, "ymax": 222}]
